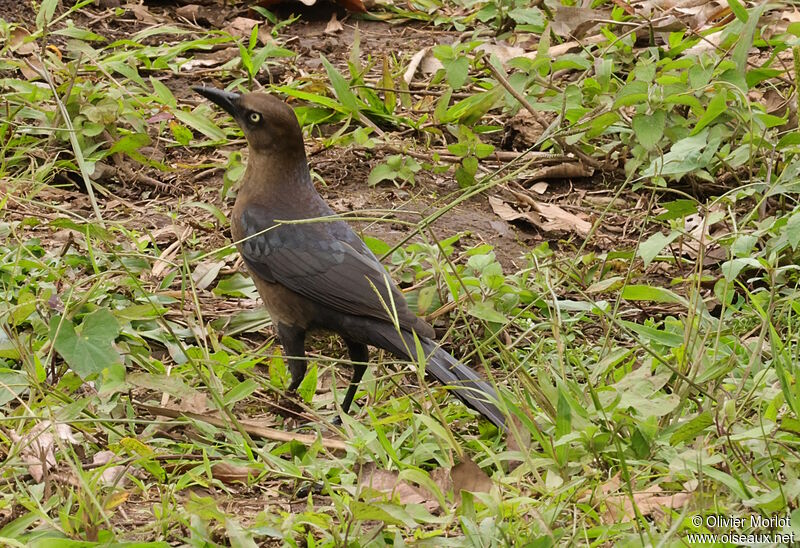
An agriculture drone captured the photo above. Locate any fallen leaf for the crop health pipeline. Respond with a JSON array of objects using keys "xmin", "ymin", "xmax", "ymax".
[
  {"xmin": 9, "ymin": 27, "xmax": 37, "ymax": 55},
  {"xmin": 192, "ymin": 259, "xmax": 225, "ymax": 290},
  {"xmin": 583, "ymin": 473, "xmax": 694, "ymax": 523},
  {"xmin": 223, "ymin": 17, "xmax": 272, "ymax": 45},
  {"xmin": 178, "ymin": 391, "xmax": 207, "ymax": 414},
  {"xmin": 210, "ymin": 462, "xmax": 259, "ymax": 484},
  {"xmin": 404, "ymin": 47, "xmax": 436, "ymax": 85},
  {"xmin": 11, "ymin": 421, "xmax": 78, "ymax": 482},
  {"xmin": 451, "ymin": 458, "xmax": 492, "ymax": 501},
  {"xmin": 136, "ymin": 224, "xmax": 189, "ymax": 247},
  {"xmin": 489, "ymin": 195, "xmax": 534, "ymax": 223},
  {"xmin": 149, "ymin": 226, "xmax": 192, "ymax": 280},
  {"xmin": 93, "ymin": 450, "xmax": 127, "ymax": 486},
  {"xmin": 551, "ymin": 6, "xmax": 610, "ymax": 38},
  {"xmin": 19, "ymin": 57, "xmax": 44, "ymax": 81},
  {"xmin": 506, "ymin": 109, "xmax": 546, "ymax": 149},
  {"xmin": 533, "ymin": 201, "xmax": 592, "ymax": 236},
  {"xmin": 125, "ymin": 3, "xmax": 159, "ymax": 24},
  {"xmin": 357, "ymin": 462, "xmax": 437, "ymax": 509},
  {"xmin": 180, "ymin": 47, "xmax": 239, "ymax": 72},
  {"xmin": 530, "ymin": 182, "xmax": 548, "ymax": 194},
  {"xmin": 476, "ymin": 42, "xmax": 525, "ymax": 64},
  {"xmin": 324, "ymin": 12, "xmax": 344, "ymax": 34},
  {"xmin": 175, "ymin": 4, "xmax": 201, "ymax": 20},
  {"xmin": 357, "ymin": 458, "xmax": 493, "ymax": 509},
  {"xmin": 489, "ymin": 196, "xmax": 592, "ymax": 236},
  {"xmin": 763, "ymin": 8, "xmax": 800, "ymax": 40},
  {"xmin": 147, "ymin": 110, "xmax": 174, "ymax": 124},
  {"xmin": 604, "ymin": 483, "xmax": 692, "ymax": 523}
]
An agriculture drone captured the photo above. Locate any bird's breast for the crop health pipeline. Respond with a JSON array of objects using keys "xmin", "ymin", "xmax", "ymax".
[{"xmin": 251, "ymin": 275, "xmax": 319, "ymax": 329}]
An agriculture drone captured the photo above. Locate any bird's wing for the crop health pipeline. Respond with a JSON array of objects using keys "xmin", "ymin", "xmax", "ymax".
[{"xmin": 237, "ymin": 204, "xmax": 420, "ymax": 330}]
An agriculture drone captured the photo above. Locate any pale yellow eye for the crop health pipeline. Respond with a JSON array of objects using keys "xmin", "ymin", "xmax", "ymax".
[{"xmin": 249, "ymin": 112, "xmax": 261, "ymax": 124}]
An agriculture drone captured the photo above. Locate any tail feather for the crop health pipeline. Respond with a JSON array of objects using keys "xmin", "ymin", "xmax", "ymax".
[
  {"xmin": 360, "ymin": 321, "xmax": 506, "ymax": 431},
  {"xmin": 421, "ymin": 342, "xmax": 507, "ymax": 431}
]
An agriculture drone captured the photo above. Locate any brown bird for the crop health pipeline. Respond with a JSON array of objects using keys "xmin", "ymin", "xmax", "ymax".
[{"xmin": 194, "ymin": 86, "xmax": 506, "ymax": 431}]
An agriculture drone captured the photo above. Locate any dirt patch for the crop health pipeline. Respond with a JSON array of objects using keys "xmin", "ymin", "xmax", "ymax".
[
  {"xmin": 311, "ymin": 146, "xmax": 537, "ymax": 268},
  {"xmin": 0, "ymin": 0, "xmax": 36, "ymax": 24}
]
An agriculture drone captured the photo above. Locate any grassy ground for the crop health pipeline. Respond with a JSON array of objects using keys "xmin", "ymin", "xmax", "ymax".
[{"xmin": 2, "ymin": 0, "xmax": 800, "ymax": 545}]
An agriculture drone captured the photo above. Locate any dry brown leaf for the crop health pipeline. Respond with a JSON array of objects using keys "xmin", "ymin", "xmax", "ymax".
[
  {"xmin": 451, "ymin": 458, "xmax": 492, "ymax": 500},
  {"xmin": 11, "ymin": 421, "xmax": 78, "ymax": 482},
  {"xmin": 175, "ymin": 4, "xmax": 201, "ymax": 20},
  {"xmin": 403, "ymin": 47, "xmax": 443, "ymax": 84},
  {"xmin": 683, "ymin": 29, "xmax": 725, "ymax": 55},
  {"xmin": 532, "ymin": 202, "xmax": 592, "ymax": 235},
  {"xmin": 489, "ymin": 195, "xmax": 536, "ymax": 223},
  {"xmin": 149, "ymin": 226, "xmax": 192, "ymax": 279},
  {"xmin": 174, "ymin": 3, "xmax": 226, "ymax": 27},
  {"xmin": 178, "ymin": 391, "xmax": 208, "ymax": 414},
  {"xmin": 210, "ymin": 462, "xmax": 259, "ymax": 484},
  {"xmin": 668, "ymin": 208, "xmax": 726, "ymax": 264},
  {"xmin": 762, "ymin": 8, "xmax": 800, "ymax": 40},
  {"xmin": 403, "ymin": 48, "xmax": 428, "ymax": 84},
  {"xmin": 585, "ymin": 473, "xmax": 693, "ymax": 523},
  {"xmin": 136, "ymin": 224, "xmax": 188, "ymax": 247},
  {"xmin": 506, "ymin": 109, "xmax": 545, "ymax": 149},
  {"xmin": 535, "ymin": 163, "xmax": 594, "ymax": 180},
  {"xmin": 9, "ymin": 27, "xmax": 37, "ymax": 55},
  {"xmin": 19, "ymin": 57, "xmax": 44, "ymax": 81},
  {"xmin": 224, "ymin": 17, "xmax": 259, "ymax": 38},
  {"xmin": 357, "ymin": 462, "xmax": 437, "ymax": 509},
  {"xmin": 192, "ymin": 259, "xmax": 225, "ymax": 290},
  {"xmin": 551, "ymin": 6, "xmax": 610, "ymax": 38},
  {"xmin": 180, "ymin": 47, "xmax": 239, "ymax": 72},
  {"xmin": 476, "ymin": 42, "xmax": 525, "ymax": 64},
  {"xmin": 93, "ymin": 450, "xmax": 127, "ymax": 486},
  {"xmin": 604, "ymin": 483, "xmax": 692, "ymax": 523},
  {"xmin": 324, "ymin": 12, "xmax": 344, "ymax": 34},
  {"xmin": 223, "ymin": 17, "xmax": 272, "ymax": 45},
  {"xmin": 357, "ymin": 458, "xmax": 492, "ymax": 510},
  {"xmin": 529, "ymin": 182, "xmax": 548, "ymax": 194},
  {"xmin": 125, "ymin": 3, "xmax": 159, "ymax": 24},
  {"xmin": 489, "ymin": 196, "xmax": 592, "ymax": 236}
]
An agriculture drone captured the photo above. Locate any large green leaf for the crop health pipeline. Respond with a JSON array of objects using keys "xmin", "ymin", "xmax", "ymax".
[
  {"xmin": 320, "ymin": 55, "xmax": 361, "ymax": 115},
  {"xmin": 50, "ymin": 309, "xmax": 122, "ymax": 380}
]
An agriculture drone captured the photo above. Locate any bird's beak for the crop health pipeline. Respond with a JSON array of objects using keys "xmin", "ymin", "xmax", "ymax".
[{"xmin": 193, "ymin": 86, "xmax": 241, "ymax": 118}]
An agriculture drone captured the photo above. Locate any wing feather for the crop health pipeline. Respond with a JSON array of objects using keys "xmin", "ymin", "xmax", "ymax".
[{"xmin": 237, "ymin": 204, "xmax": 422, "ymax": 332}]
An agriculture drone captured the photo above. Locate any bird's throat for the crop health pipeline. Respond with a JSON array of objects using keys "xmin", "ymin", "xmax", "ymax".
[{"xmin": 235, "ymin": 145, "xmax": 318, "ymax": 212}]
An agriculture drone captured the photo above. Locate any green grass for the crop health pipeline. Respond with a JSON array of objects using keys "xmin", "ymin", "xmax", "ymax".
[{"xmin": 2, "ymin": 0, "xmax": 800, "ymax": 545}]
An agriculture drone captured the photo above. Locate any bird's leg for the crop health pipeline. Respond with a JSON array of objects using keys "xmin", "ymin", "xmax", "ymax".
[
  {"xmin": 341, "ymin": 340, "xmax": 369, "ymax": 414},
  {"xmin": 277, "ymin": 324, "xmax": 307, "ymax": 391}
]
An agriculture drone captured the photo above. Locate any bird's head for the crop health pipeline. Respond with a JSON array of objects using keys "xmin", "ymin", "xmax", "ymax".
[{"xmin": 193, "ymin": 86, "xmax": 304, "ymax": 155}]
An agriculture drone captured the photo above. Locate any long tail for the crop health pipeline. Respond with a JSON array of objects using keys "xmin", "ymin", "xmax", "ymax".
[
  {"xmin": 355, "ymin": 319, "xmax": 507, "ymax": 430},
  {"xmin": 420, "ymin": 340, "xmax": 506, "ymax": 431}
]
